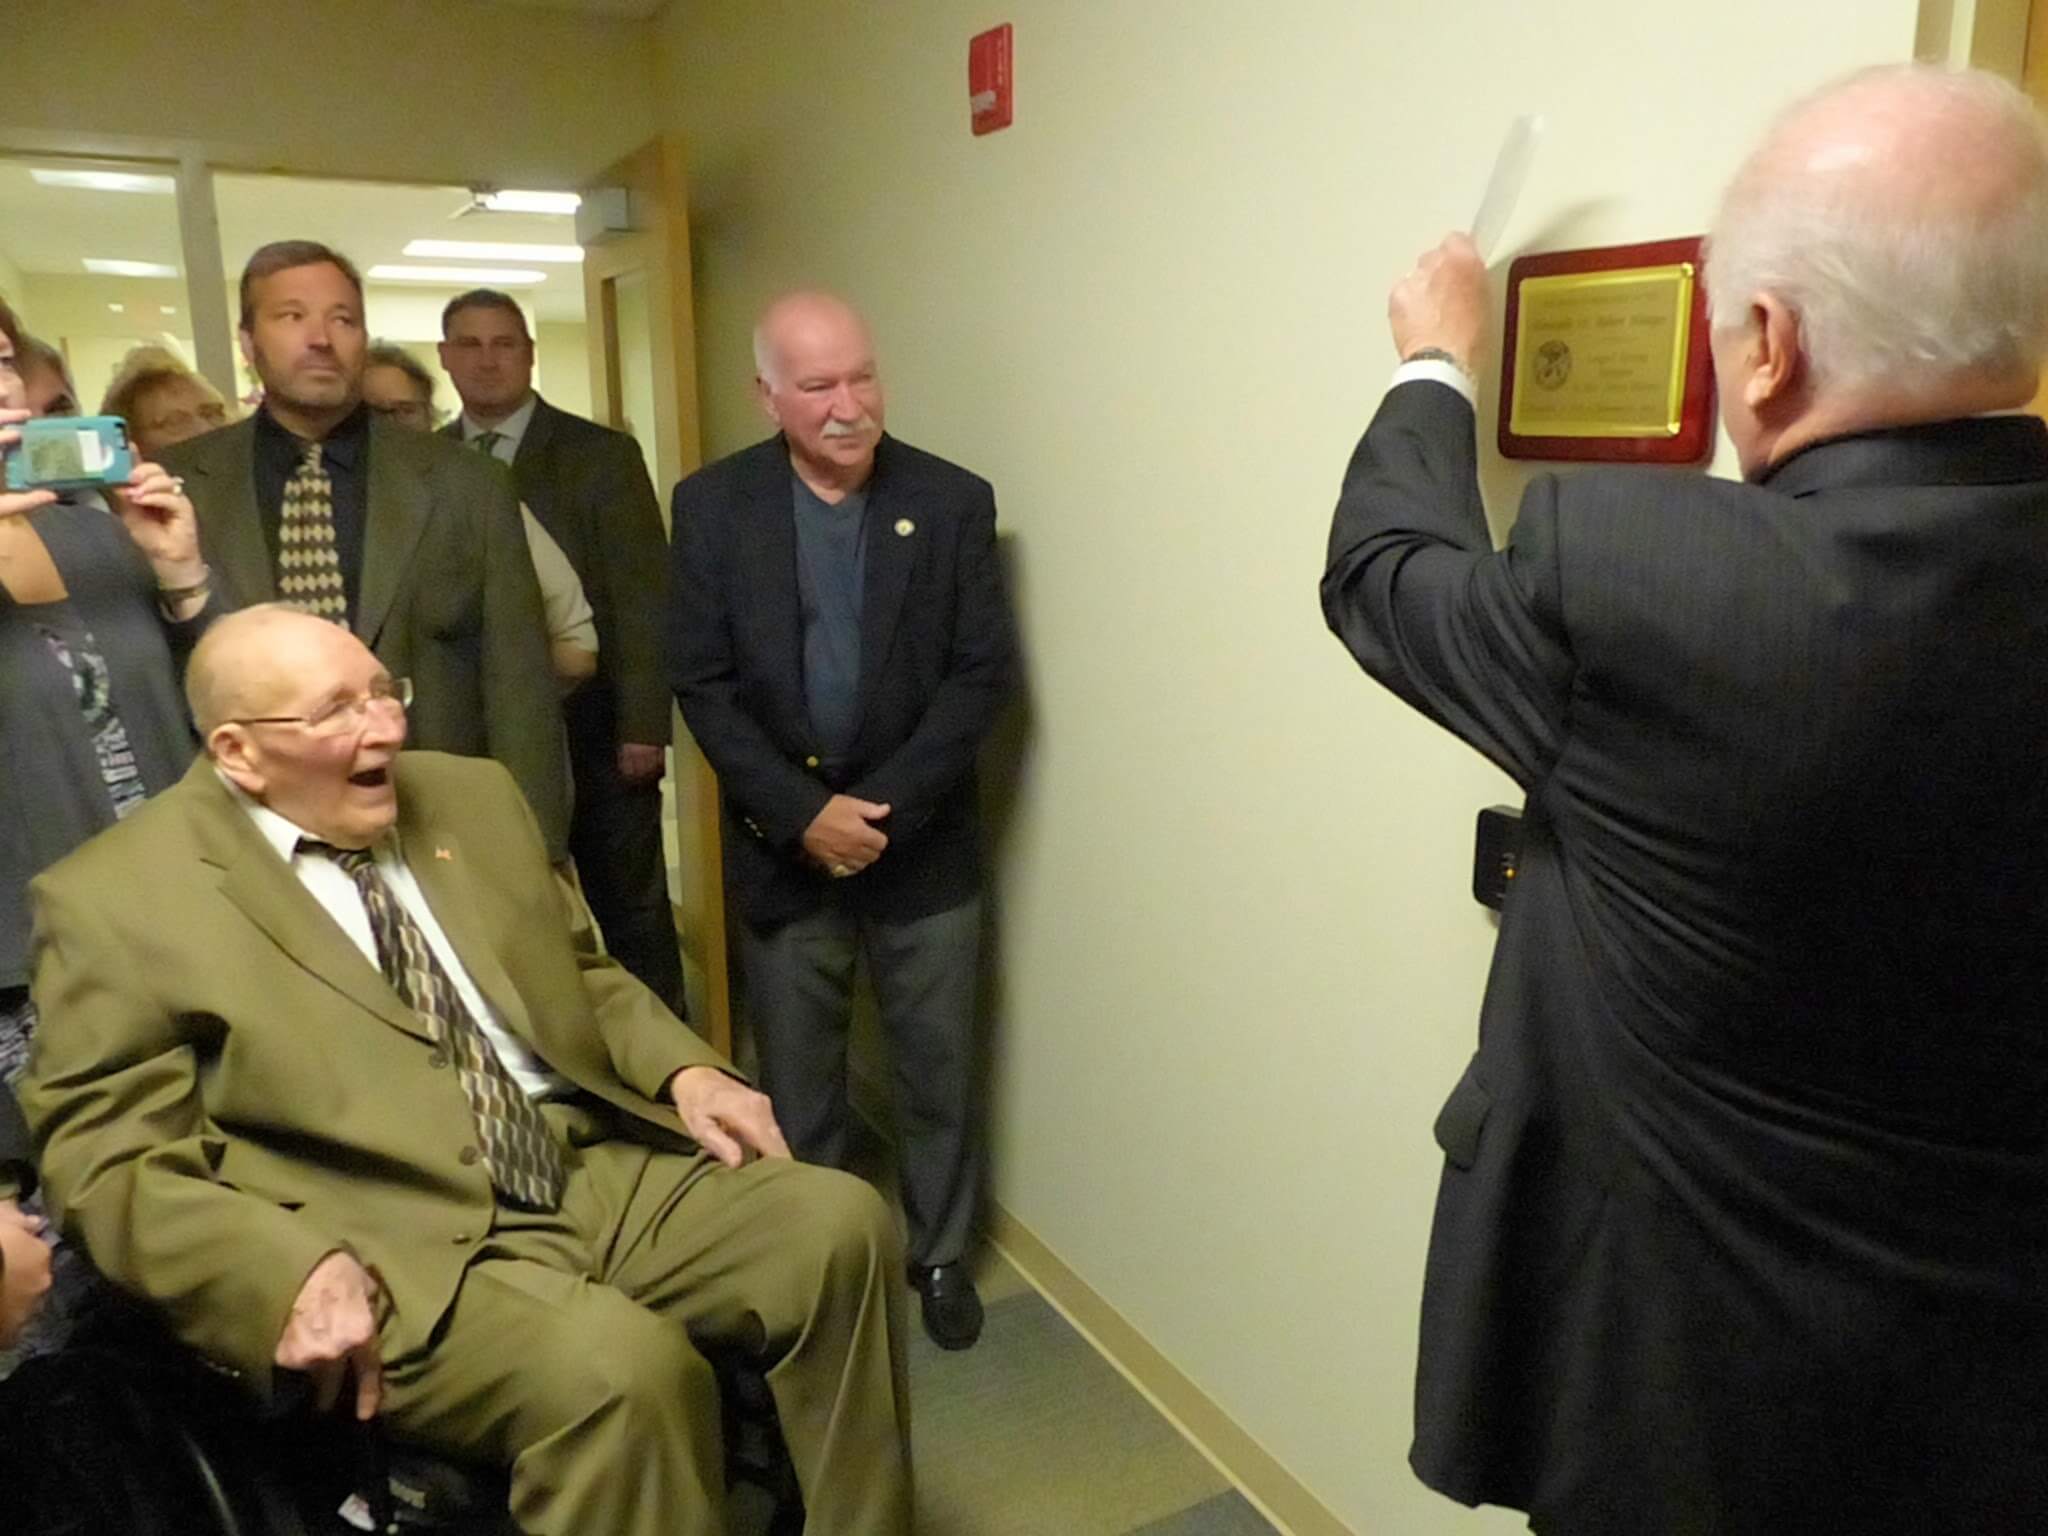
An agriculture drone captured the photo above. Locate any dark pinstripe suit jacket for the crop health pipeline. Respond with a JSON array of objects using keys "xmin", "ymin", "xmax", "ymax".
[{"xmin": 1323, "ymin": 381, "xmax": 2048, "ymax": 1534}]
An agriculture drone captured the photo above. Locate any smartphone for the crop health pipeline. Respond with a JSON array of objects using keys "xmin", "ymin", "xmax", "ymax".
[{"xmin": 1, "ymin": 415, "xmax": 135, "ymax": 493}]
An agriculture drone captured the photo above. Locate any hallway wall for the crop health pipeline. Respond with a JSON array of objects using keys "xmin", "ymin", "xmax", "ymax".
[{"xmin": 656, "ymin": 3, "xmax": 1925, "ymax": 1530}]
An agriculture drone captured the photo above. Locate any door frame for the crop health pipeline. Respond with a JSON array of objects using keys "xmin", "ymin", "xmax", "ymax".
[{"xmin": 580, "ymin": 135, "xmax": 733, "ymax": 1057}]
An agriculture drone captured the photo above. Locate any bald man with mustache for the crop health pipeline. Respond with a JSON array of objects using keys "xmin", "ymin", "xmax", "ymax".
[{"xmin": 666, "ymin": 294, "xmax": 1014, "ymax": 1352}]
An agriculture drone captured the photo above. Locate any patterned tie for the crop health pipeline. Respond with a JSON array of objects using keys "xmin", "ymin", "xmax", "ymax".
[
  {"xmin": 304, "ymin": 840, "xmax": 566, "ymax": 1210},
  {"xmin": 276, "ymin": 441, "xmax": 349, "ymax": 622},
  {"xmin": 470, "ymin": 429, "xmax": 504, "ymax": 460}
]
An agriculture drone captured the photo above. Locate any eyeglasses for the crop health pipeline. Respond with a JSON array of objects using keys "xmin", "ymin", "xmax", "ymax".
[
  {"xmin": 232, "ymin": 676, "xmax": 413, "ymax": 735},
  {"xmin": 368, "ymin": 399, "xmax": 434, "ymax": 427},
  {"xmin": 141, "ymin": 402, "xmax": 230, "ymax": 438}
]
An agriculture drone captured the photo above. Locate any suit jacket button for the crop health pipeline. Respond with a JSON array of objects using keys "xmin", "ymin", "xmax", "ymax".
[
  {"xmin": 459, "ymin": 1146, "xmax": 481, "ymax": 1166},
  {"xmin": 804, "ymin": 755, "xmax": 821, "ymax": 769},
  {"xmin": 429, "ymin": 1050, "xmax": 449, "ymax": 1069}
]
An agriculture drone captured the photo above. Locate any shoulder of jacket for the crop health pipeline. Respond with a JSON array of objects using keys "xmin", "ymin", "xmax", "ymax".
[{"xmin": 881, "ymin": 437, "xmax": 992, "ymax": 500}]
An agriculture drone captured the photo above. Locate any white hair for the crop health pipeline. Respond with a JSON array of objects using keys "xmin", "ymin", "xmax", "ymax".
[
  {"xmin": 752, "ymin": 322, "xmax": 779, "ymax": 386},
  {"xmin": 1705, "ymin": 65, "xmax": 2048, "ymax": 392}
]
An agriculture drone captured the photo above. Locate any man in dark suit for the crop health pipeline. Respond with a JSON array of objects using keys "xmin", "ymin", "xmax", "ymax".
[
  {"xmin": 21, "ymin": 604, "xmax": 912, "ymax": 1536},
  {"xmin": 667, "ymin": 292, "xmax": 1013, "ymax": 1349},
  {"xmin": 162, "ymin": 244, "xmax": 569, "ymax": 861},
  {"xmin": 438, "ymin": 292, "xmax": 679, "ymax": 1010},
  {"xmin": 1324, "ymin": 65, "xmax": 2048, "ymax": 1534}
]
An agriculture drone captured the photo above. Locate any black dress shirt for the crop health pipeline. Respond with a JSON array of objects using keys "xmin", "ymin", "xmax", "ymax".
[{"xmin": 253, "ymin": 403, "xmax": 371, "ymax": 619}]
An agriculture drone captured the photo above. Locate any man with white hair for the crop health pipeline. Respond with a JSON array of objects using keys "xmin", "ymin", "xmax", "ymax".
[
  {"xmin": 1323, "ymin": 66, "xmax": 2048, "ymax": 1533},
  {"xmin": 666, "ymin": 293, "xmax": 1013, "ymax": 1350}
]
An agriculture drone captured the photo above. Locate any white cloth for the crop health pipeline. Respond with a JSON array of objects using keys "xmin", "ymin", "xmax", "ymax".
[
  {"xmin": 228, "ymin": 776, "xmax": 574, "ymax": 1101},
  {"xmin": 519, "ymin": 508, "xmax": 599, "ymax": 654},
  {"xmin": 461, "ymin": 393, "xmax": 539, "ymax": 465},
  {"xmin": 1391, "ymin": 357, "xmax": 1478, "ymax": 406}
]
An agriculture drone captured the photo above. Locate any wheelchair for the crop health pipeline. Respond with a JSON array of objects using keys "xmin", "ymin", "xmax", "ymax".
[{"xmin": 0, "ymin": 1309, "xmax": 803, "ymax": 1536}]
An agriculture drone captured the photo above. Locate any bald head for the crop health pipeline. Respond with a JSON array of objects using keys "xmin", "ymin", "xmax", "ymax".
[
  {"xmin": 1707, "ymin": 66, "xmax": 2048, "ymax": 407},
  {"xmin": 190, "ymin": 605, "xmax": 408, "ymax": 847},
  {"xmin": 752, "ymin": 291, "xmax": 886, "ymax": 495},
  {"xmin": 189, "ymin": 607, "xmax": 305, "ymax": 737},
  {"xmin": 752, "ymin": 292, "xmax": 872, "ymax": 387}
]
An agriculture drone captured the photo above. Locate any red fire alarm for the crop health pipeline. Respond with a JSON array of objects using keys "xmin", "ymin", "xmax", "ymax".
[{"xmin": 969, "ymin": 24, "xmax": 1013, "ymax": 135}]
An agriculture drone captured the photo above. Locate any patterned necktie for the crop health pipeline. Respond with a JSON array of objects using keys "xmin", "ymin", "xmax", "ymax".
[
  {"xmin": 303, "ymin": 840, "xmax": 566, "ymax": 1210},
  {"xmin": 276, "ymin": 441, "xmax": 349, "ymax": 622},
  {"xmin": 471, "ymin": 429, "xmax": 504, "ymax": 460}
]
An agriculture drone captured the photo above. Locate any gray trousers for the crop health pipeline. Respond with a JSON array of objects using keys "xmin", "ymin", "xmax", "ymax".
[{"xmin": 739, "ymin": 898, "xmax": 981, "ymax": 1268}]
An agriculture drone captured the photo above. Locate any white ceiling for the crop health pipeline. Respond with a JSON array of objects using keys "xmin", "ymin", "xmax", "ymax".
[{"xmin": 0, "ymin": 157, "xmax": 590, "ymax": 323}]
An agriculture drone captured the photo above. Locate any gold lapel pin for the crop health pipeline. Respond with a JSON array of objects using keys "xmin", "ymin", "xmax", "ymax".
[
  {"xmin": 895, "ymin": 518, "xmax": 916, "ymax": 537},
  {"xmin": 434, "ymin": 846, "xmax": 454, "ymax": 861}
]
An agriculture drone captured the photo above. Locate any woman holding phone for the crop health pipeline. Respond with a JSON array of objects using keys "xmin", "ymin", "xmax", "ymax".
[{"xmin": 0, "ymin": 299, "xmax": 214, "ymax": 1367}]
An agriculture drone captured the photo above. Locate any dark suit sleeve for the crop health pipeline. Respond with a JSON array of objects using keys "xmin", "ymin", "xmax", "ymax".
[
  {"xmin": 476, "ymin": 469, "xmax": 573, "ymax": 860},
  {"xmin": 1320, "ymin": 380, "xmax": 1574, "ymax": 788},
  {"xmin": 666, "ymin": 473, "xmax": 834, "ymax": 847},
  {"xmin": 847, "ymin": 484, "xmax": 1015, "ymax": 825},
  {"xmin": 588, "ymin": 436, "xmax": 674, "ymax": 747}
]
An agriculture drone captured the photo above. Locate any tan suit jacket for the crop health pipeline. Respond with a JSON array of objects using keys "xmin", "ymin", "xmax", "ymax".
[
  {"xmin": 161, "ymin": 417, "xmax": 571, "ymax": 860},
  {"xmin": 19, "ymin": 751, "xmax": 724, "ymax": 1400}
]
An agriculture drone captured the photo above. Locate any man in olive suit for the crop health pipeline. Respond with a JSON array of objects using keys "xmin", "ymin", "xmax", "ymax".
[{"xmin": 20, "ymin": 606, "xmax": 911, "ymax": 1536}]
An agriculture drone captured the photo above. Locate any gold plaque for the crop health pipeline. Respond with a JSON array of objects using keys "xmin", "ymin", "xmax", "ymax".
[{"xmin": 1508, "ymin": 263, "xmax": 1695, "ymax": 438}]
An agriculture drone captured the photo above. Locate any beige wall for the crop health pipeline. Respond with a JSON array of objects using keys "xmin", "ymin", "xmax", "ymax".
[
  {"xmin": 12, "ymin": 273, "xmax": 199, "ymax": 410},
  {"xmin": 658, "ymin": 1, "xmax": 1923, "ymax": 1530},
  {"xmin": 537, "ymin": 321, "xmax": 594, "ymax": 424},
  {"xmin": 2, "ymin": 0, "xmax": 655, "ymax": 188}
]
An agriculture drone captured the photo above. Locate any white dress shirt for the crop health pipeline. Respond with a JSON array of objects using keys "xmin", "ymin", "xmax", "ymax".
[
  {"xmin": 461, "ymin": 392, "xmax": 539, "ymax": 464},
  {"xmin": 457, "ymin": 394, "xmax": 598, "ymax": 656},
  {"xmin": 1391, "ymin": 356, "xmax": 1478, "ymax": 406},
  {"xmin": 229, "ymin": 779, "xmax": 574, "ymax": 1101}
]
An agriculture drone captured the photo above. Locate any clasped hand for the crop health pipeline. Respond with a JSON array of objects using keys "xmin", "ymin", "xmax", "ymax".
[{"xmin": 801, "ymin": 792, "xmax": 891, "ymax": 877}]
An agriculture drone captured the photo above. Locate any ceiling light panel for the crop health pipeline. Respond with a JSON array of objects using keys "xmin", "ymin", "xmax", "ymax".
[
  {"xmin": 367, "ymin": 264, "xmax": 547, "ymax": 286},
  {"xmin": 403, "ymin": 239, "xmax": 583, "ymax": 264},
  {"xmin": 475, "ymin": 190, "xmax": 581, "ymax": 215},
  {"xmin": 84, "ymin": 258, "xmax": 180, "ymax": 278},
  {"xmin": 33, "ymin": 168, "xmax": 176, "ymax": 195}
]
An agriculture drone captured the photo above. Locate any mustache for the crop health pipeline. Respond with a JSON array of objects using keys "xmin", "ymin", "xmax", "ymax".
[{"xmin": 820, "ymin": 416, "xmax": 877, "ymax": 439}]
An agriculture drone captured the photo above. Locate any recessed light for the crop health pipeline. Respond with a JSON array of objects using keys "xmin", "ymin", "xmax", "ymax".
[
  {"xmin": 367, "ymin": 264, "xmax": 546, "ymax": 286},
  {"xmin": 160, "ymin": 305, "xmax": 179, "ymax": 316},
  {"xmin": 403, "ymin": 239, "xmax": 583, "ymax": 264},
  {"xmin": 108, "ymin": 303, "xmax": 126, "ymax": 314},
  {"xmin": 33, "ymin": 168, "xmax": 175, "ymax": 195},
  {"xmin": 84, "ymin": 258, "xmax": 179, "ymax": 278},
  {"xmin": 474, "ymin": 190, "xmax": 581, "ymax": 215}
]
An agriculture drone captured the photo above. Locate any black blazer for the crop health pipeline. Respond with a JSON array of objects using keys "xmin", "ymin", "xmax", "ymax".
[
  {"xmin": 163, "ymin": 416, "xmax": 570, "ymax": 860},
  {"xmin": 1323, "ymin": 382, "xmax": 2048, "ymax": 1534},
  {"xmin": 442, "ymin": 397, "xmax": 672, "ymax": 747},
  {"xmin": 666, "ymin": 434, "xmax": 1013, "ymax": 928}
]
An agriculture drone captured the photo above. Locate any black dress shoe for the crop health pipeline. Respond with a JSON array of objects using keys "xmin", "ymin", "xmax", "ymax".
[{"xmin": 909, "ymin": 1261, "xmax": 984, "ymax": 1350}]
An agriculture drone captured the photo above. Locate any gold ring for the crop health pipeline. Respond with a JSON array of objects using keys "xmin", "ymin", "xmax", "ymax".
[{"xmin": 830, "ymin": 863, "xmax": 851, "ymax": 878}]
